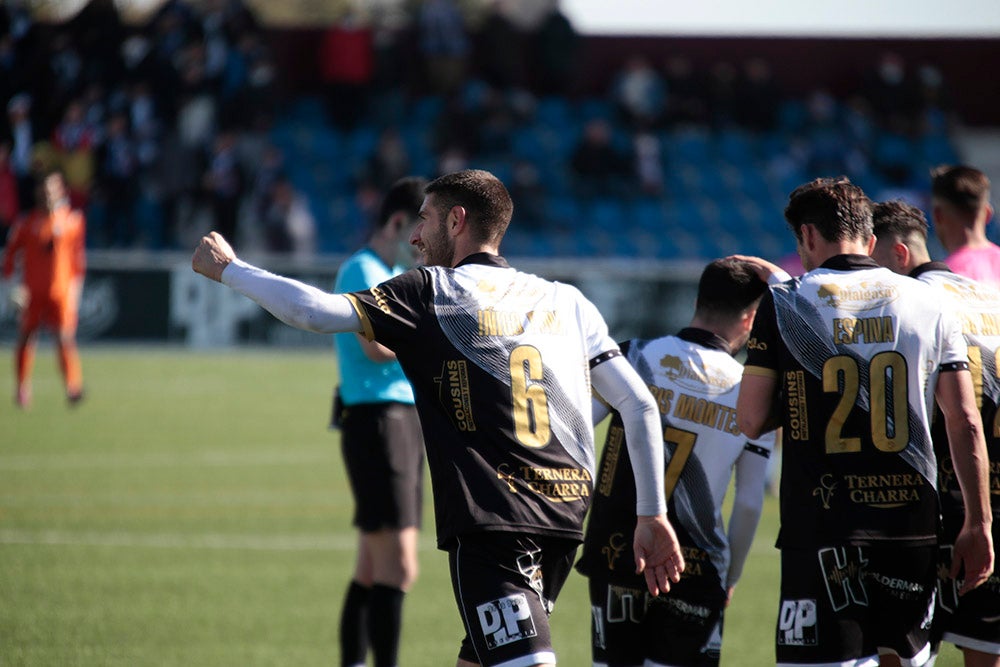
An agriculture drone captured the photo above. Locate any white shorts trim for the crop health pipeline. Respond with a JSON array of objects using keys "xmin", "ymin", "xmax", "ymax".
[
  {"xmin": 776, "ymin": 657, "xmax": 878, "ymax": 667},
  {"xmin": 942, "ymin": 631, "xmax": 1000, "ymax": 656},
  {"xmin": 876, "ymin": 641, "xmax": 932, "ymax": 666},
  {"xmin": 496, "ymin": 651, "xmax": 556, "ymax": 667}
]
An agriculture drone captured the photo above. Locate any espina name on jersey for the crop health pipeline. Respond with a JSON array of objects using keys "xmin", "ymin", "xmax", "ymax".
[
  {"xmin": 912, "ymin": 262, "xmax": 1000, "ymax": 542},
  {"xmin": 744, "ymin": 254, "xmax": 968, "ymax": 548},
  {"xmin": 576, "ymin": 330, "xmax": 776, "ymax": 586},
  {"xmin": 346, "ymin": 253, "xmax": 617, "ymax": 549}
]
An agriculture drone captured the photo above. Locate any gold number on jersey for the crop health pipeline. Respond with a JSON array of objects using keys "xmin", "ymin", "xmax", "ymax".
[
  {"xmin": 869, "ymin": 352, "xmax": 909, "ymax": 452},
  {"xmin": 822, "ymin": 352, "xmax": 909, "ymax": 454},
  {"xmin": 967, "ymin": 346, "xmax": 1000, "ymax": 437},
  {"xmin": 968, "ymin": 346, "xmax": 984, "ymax": 409},
  {"xmin": 510, "ymin": 345, "xmax": 551, "ymax": 448},
  {"xmin": 823, "ymin": 356, "xmax": 861, "ymax": 453},
  {"xmin": 663, "ymin": 427, "xmax": 697, "ymax": 501}
]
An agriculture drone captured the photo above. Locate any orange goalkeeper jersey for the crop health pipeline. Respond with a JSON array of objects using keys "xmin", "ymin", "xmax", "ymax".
[{"xmin": 2, "ymin": 205, "xmax": 86, "ymax": 300}]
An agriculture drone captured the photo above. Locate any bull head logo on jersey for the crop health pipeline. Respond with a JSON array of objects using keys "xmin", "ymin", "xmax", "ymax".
[
  {"xmin": 812, "ymin": 474, "xmax": 837, "ymax": 509},
  {"xmin": 602, "ymin": 532, "xmax": 627, "ymax": 570},
  {"xmin": 497, "ymin": 463, "xmax": 518, "ymax": 493}
]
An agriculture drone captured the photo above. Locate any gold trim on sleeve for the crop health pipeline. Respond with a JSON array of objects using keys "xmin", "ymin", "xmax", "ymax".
[
  {"xmin": 344, "ymin": 294, "xmax": 375, "ymax": 341},
  {"xmin": 742, "ymin": 365, "xmax": 778, "ymax": 379}
]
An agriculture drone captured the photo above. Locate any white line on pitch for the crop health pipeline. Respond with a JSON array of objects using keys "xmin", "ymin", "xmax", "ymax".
[
  {"xmin": 0, "ymin": 529, "xmax": 440, "ymax": 552},
  {"xmin": 0, "ymin": 449, "xmax": 335, "ymax": 471}
]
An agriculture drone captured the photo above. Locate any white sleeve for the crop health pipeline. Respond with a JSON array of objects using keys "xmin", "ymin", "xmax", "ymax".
[
  {"xmin": 591, "ymin": 394, "xmax": 611, "ymax": 425},
  {"xmin": 221, "ymin": 258, "xmax": 363, "ymax": 334},
  {"xmin": 726, "ymin": 435, "xmax": 773, "ymax": 588},
  {"xmin": 768, "ymin": 270, "xmax": 792, "ymax": 285},
  {"xmin": 591, "ymin": 354, "xmax": 666, "ymax": 516}
]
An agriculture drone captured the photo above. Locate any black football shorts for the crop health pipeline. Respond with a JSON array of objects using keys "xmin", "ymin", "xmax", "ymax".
[
  {"xmin": 932, "ymin": 542, "xmax": 1000, "ymax": 657},
  {"xmin": 450, "ymin": 532, "xmax": 578, "ymax": 667},
  {"xmin": 587, "ymin": 571, "xmax": 726, "ymax": 667},
  {"xmin": 340, "ymin": 402, "xmax": 424, "ymax": 531},
  {"xmin": 775, "ymin": 545, "xmax": 937, "ymax": 666}
]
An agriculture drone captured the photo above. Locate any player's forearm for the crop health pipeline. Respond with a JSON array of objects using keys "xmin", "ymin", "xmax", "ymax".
[
  {"xmin": 726, "ymin": 497, "xmax": 764, "ymax": 587},
  {"xmin": 221, "ymin": 259, "xmax": 363, "ymax": 334},
  {"xmin": 726, "ymin": 450, "xmax": 768, "ymax": 586},
  {"xmin": 946, "ymin": 416, "xmax": 993, "ymax": 527},
  {"xmin": 938, "ymin": 372, "xmax": 994, "ymax": 527},
  {"xmin": 592, "ymin": 356, "xmax": 666, "ymax": 516}
]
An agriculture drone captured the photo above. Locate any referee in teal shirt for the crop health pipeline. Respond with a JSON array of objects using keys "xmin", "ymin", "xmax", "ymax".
[{"xmin": 332, "ymin": 177, "xmax": 426, "ymax": 667}]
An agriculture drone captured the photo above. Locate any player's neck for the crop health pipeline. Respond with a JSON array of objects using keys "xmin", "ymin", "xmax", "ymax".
[
  {"xmin": 951, "ymin": 227, "xmax": 993, "ymax": 251},
  {"xmin": 368, "ymin": 235, "xmax": 398, "ymax": 268},
  {"xmin": 451, "ymin": 241, "xmax": 499, "ymax": 267}
]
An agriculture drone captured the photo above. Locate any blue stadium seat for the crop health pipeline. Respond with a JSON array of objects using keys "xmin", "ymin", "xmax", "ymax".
[
  {"xmin": 715, "ymin": 128, "xmax": 757, "ymax": 165},
  {"xmin": 585, "ymin": 198, "xmax": 628, "ymax": 232},
  {"xmin": 535, "ymin": 96, "xmax": 574, "ymax": 127},
  {"xmin": 918, "ymin": 133, "xmax": 957, "ymax": 166},
  {"xmin": 667, "ymin": 128, "xmax": 711, "ymax": 164},
  {"xmin": 286, "ymin": 95, "xmax": 327, "ymax": 125},
  {"xmin": 630, "ymin": 199, "xmax": 666, "ymax": 232},
  {"xmin": 777, "ymin": 99, "xmax": 808, "ymax": 132},
  {"xmin": 544, "ymin": 195, "xmax": 581, "ymax": 230},
  {"xmin": 578, "ymin": 97, "xmax": 614, "ymax": 123},
  {"xmin": 346, "ymin": 124, "xmax": 380, "ymax": 161},
  {"xmin": 410, "ymin": 95, "xmax": 445, "ymax": 126}
]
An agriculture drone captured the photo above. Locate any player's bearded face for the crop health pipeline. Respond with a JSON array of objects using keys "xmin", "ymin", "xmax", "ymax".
[
  {"xmin": 413, "ymin": 198, "xmax": 455, "ymax": 267},
  {"xmin": 422, "ymin": 220, "xmax": 454, "ymax": 267}
]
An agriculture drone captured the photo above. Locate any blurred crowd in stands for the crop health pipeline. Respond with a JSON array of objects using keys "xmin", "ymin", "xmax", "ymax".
[{"xmin": 0, "ymin": 0, "xmax": 968, "ymax": 259}]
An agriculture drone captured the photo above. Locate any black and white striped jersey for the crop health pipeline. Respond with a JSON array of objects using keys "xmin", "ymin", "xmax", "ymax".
[
  {"xmin": 346, "ymin": 253, "xmax": 618, "ymax": 549},
  {"xmin": 912, "ymin": 262, "xmax": 1000, "ymax": 541},
  {"xmin": 744, "ymin": 254, "xmax": 968, "ymax": 548},
  {"xmin": 577, "ymin": 329, "xmax": 776, "ymax": 588}
]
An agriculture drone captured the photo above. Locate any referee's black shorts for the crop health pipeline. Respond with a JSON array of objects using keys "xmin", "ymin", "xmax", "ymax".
[{"xmin": 339, "ymin": 402, "xmax": 424, "ymax": 532}]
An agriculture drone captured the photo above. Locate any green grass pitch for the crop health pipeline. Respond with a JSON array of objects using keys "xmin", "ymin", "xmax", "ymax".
[{"xmin": 0, "ymin": 346, "xmax": 965, "ymax": 666}]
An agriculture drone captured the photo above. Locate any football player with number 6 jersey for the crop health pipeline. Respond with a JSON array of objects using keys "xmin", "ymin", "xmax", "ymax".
[{"xmin": 192, "ymin": 169, "xmax": 685, "ymax": 667}]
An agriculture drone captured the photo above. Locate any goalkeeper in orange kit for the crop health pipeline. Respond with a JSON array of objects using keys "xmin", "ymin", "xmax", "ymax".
[{"xmin": 2, "ymin": 169, "xmax": 86, "ymax": 408}]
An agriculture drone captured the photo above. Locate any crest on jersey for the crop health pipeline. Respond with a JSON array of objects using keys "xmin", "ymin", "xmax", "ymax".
[{"xmin": 659, "ymin": 354, "xmax": 730, "ymax": 392}]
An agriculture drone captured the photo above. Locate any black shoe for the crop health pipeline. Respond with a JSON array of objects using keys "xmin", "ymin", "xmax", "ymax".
[{"xmin": 67, "ymin": 388, "xmax": 85, "ymax": 406}]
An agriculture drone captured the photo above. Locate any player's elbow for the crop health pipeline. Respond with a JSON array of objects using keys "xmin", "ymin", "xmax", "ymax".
[
  {"xmin": 737, "ymin": 413, "xmax": 764, "ymax": 440},
  {"xmin": 945, "ymin": 410, "xmax": 985, "ymax": 452}
]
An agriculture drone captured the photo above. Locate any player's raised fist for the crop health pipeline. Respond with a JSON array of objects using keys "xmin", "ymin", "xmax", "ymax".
[{"xmin": 192, "ymin": 232, "xmax": 235, "ymax": 282}]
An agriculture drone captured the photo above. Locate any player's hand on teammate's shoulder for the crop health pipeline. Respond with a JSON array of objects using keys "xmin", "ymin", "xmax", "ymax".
[
  {"xmin": 633, "ymin": 514, "xmax": 685, "ymax": 596},
  {"xmin": 192, "ymin": 231, "xmax": 236, "ymax": 283}
]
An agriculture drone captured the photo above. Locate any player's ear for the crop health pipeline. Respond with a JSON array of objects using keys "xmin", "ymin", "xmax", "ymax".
[
  {"xmin": 448, "ymin": 205, "xmax": 467, "ymax": 236},
  {"xmin": 801, "ymin": 223, "xmax": 818, "ymax": 252},
  {"xmin": 895, "ymin": 241, "xmax": 909, "ymax": 266},
  {"xmin": 864, "ymin": 234, "xmax": 876, "ymax": 255}
]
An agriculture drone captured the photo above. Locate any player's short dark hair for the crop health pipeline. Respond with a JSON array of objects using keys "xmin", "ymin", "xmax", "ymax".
[
  {"xmin": 378, "ymin": 176, "xmax": 427, "ymax": 228},
  {"xmin": 784, "ymin": 176, "xmax": 873, "ymax": 243},
  {"xmin": 930, "ymin": 164, "xmax": 990, "ymax": 215},
  {"xmin": 695, "ymin": 257, "xmax": 768, "ymax": 319},
  {"xmin": 872, "ymin": 200, "xmax": 928, "ymax": 244},
  {"xmin": 424, "ymin": 169, "xmax": 514, "ymax": 245}
]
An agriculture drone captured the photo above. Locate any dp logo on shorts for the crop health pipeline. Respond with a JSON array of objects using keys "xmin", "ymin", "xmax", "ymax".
[
  {"xmin": 476, "ymin": 593, "xmax": 537, "ymax": 649},
  {"xmin": 777, "ymin": 599, "xmax": 817, "ymax": 646}
]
